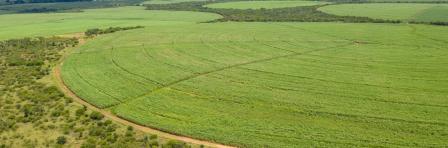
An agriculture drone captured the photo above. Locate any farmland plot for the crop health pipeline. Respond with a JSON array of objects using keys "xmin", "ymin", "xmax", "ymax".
[
  {"xmin": 319, "ymin": 3, "xmax": 448, "ymax": 22},
  {"xmin": 205, "ymin": 1, "xmax": 329, "ymax": 9},
  {"xmin": 62, "ymin": 22, "xmax": 448, "ymax": 147},
  {"xmin": 143, "ymin": 0, "xmax": 206, "ymax": 4},
  {"xmin": 0, "ymin": 6, "xmax": 220, "ymax": 40}
]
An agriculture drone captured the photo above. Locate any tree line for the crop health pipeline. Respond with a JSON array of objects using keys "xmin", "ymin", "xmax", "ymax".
[
  {"xmin": 145, "ymin": 1, "xmax": 401, "ymax": 23},
  {"xmin": 409, "ymin": 21, "xmax": 448, "ymax": 26},
  {"xmin": 85, "ymin": 26, "xmax": 145, "ymax": 37}
]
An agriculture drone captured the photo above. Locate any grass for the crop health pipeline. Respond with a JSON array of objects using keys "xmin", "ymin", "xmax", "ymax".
[
  {"xmin": 61, "ymin": 21, "xmax": 448, "ymax": 147},
  {"xmin": 319, "ymin": 3, "xmax": 448, "ymax": 22},
  {"xmin": 205, "ymin": 1, "xmax": 329, "ymax": 9},
  {"xmin": 0, "ymin": 6, "xmax": 221, "ymax": 40}
]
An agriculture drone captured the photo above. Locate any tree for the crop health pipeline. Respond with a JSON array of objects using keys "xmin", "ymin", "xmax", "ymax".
[
  {"xmin": 85, "ymin": 28, "xmax": 101, "ymax": 37},
  {"xmin": 127, "ymin": 126, "xmax": 133, "ymax": 131},
  {"xmin": 75, "ymin": 106, "xmax": 87, "ymax": 117}
]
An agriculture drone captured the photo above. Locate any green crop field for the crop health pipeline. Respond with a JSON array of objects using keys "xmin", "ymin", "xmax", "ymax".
[
  {"xmin": 0, "ymin": 6, "xmax": 220, "ymax": 40},
  {"xmin": 61, "ymin": 19, "xmax": 448, "ymax": 146},
  {"xmin": 369, "ymin": 0, "xmax": 448, "ymax": 2},
  {"xmin": 0, "ymin": 0, "xmax": 144, "ymax": 14},
  {"xmin": 143, "ymin": 0, "xmax": 206, "ymax": 4},
  {"xmin": 319, "ymin": 3, "xmax": 448, "ymax": 22},
  {"xmin": 1, "ymin": 1, "xmax": 448, "ymax": 148},
  {"xmin": 205, "ymin": 1, "xmax": 329, "ymax": 9}
]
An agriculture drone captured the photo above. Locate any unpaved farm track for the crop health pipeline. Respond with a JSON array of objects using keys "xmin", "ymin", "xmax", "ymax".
[{"xmin": 52, "ymin": 35, "xmax": 236, "ymax": 148}]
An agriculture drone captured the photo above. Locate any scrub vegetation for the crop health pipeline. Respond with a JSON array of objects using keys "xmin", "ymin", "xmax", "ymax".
[{"xmin": 0, "ymin": 37, "xmax": 182, "ymax": 147}]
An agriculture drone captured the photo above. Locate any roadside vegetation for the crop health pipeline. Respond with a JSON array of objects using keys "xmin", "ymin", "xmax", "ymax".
[{"xmin": 0, "ymin": 36, "xmax": 192, "ymax": 147}]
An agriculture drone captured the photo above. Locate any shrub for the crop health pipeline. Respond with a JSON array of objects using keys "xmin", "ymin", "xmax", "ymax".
[
  {"xmin": 150, "ymin": 141, "xmax": 159, "ymax": 147},
  {"xmin": 149, "ymin": 134, "xmax": 157, "ymax": 140},
  {"xmin": 127, "ymin": 126, "xmax": 133, "ymax": 131},
  {"xmin": 85, "ymin": 28, "xmax": 101, "ymax": 37},
  {"xmin": 163, "ymin": 140, "xmax": 187, "ymax": 148},
  {"xmin": 89, "ymin": 111, "xmax": 104, "ymax": 120},
  {"xmin": 56, "ymin": 136, "xmax": 67, "ymax": 145},
  {"xmin": 75, "ymin": 107, "xmax": 86, "ymax": 116}
]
